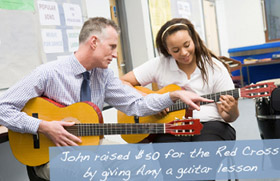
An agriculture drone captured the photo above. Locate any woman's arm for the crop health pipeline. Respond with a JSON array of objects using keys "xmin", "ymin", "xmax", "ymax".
[
  {"xmin": 121, "ymin": 71, "xmax": 141, "ymax": 87},
  {"xmin": 120, "ymin": 71, "xmax": 149, "ymax": 96}
]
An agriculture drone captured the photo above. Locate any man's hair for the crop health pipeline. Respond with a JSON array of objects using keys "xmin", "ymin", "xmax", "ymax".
[{"xmin": 79, "ymin": 17, "xmax": 120, "ymax": 44}]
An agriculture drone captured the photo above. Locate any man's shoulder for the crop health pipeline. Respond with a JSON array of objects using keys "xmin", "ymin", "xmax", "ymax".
[{"xmin": 38, "ymin": 57, "xmax": 71, "ymax": 70}]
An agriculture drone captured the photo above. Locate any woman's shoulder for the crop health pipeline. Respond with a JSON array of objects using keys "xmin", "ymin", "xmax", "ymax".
[
  {"xmin": 136, "ymin": 55, "xmax": 171, "ymax": 69},
  {"xmin": 150, "ymin": 55, "xmax": 170, "ymax": 63}
]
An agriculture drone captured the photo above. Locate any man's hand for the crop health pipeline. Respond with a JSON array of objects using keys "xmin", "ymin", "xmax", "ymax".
[
  {"xmin": 38, "ymin": 120, "xmax": 82, "ymax": 146},
  {"xmin": 169, "ymin": 90, "xmax": 213, "ymax": 111}
]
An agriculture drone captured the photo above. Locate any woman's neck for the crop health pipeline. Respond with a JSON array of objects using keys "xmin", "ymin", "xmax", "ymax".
[{"xmin": 177, "ymin": 58, "xmax": 197, "ymax": 80}]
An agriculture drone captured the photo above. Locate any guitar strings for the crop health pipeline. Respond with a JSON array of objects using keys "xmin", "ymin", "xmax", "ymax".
[
  {"xmin": 65, "ymin": 123, "xmax": 195, "ymax": 135},
  {"xmin": 170, "ymin": 89, "xmax": 239, "ymax": 112}
]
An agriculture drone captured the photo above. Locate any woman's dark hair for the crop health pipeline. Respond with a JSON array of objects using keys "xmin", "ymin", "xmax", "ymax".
[{"xmin": 156, "ymin": 18, "xmax": 225, "ymax": 84}]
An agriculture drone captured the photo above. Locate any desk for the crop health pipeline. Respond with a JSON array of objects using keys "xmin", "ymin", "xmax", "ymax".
[
  {"xmin": 0, "ymin": 126, "xmax": 8, "ymax": 143},
  {"xmin": 242, "ymin": 59, "xmax": 280, "ymax": 85},
  {"xmin": 229, "ymin": 42, "xmax": 280, "ymax": 84}
]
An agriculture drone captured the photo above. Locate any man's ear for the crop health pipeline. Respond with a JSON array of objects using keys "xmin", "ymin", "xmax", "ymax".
[{"xmin": 89, "ymin": 35, "xmax": 98, "ymax": 49}]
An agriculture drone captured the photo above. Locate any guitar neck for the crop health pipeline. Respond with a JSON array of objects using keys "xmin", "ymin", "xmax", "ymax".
[
  {"xmin": 169, "ymin": 88, "xmax": 240, "ymax": 112},
  {"xmin": 201, "ymin": 88, "xmax": 240, "ymax": 105},
  {"xmin": 65, "ymin": 123, "xmax": 165, "ymax": 136}
]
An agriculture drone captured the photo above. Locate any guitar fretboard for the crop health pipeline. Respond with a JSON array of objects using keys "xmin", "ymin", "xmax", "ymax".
[
  {"xmin": 169, "ymin": 89, "xmax": 240, "ymax": 112},
  {"xmin": 66, "ymin": 123, "xmax": 165, "ymax": 136}
]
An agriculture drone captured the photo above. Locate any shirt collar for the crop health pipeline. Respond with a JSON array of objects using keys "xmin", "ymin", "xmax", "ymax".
[
  {"xmin": 70, "ymin": 53, "xmax": 94, "ymax": 76},
  {"xmin": 168, "ymin": 56, "xmax": 200, "ymax": 75},
  {"xmin": 168, "ymin": 57, "xmax": 181, "ymax": 71}
]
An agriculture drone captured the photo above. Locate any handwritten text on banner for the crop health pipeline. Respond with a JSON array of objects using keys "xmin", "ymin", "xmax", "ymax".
[{"xmin": 50, "ymin": 139, "xmax": 280, "ymax": 180}]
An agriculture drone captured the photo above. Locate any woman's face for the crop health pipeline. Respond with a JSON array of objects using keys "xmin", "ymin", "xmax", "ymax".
[{"xmin": 165, "ymin": 30, "xmax": 195, "ymax": 66}]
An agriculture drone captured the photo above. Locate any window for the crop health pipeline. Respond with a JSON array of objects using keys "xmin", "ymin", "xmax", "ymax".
[{"xmin": 263, "ymin": 0, "xmax": 280, "ymax": 42}]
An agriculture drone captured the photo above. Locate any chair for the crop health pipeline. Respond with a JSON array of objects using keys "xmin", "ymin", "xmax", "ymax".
[
  {"xmin": 219, "ymin": 56, "xmax": 244, "ymax": 88},
  {"xmin": 26, "ymin": 166, "xmax": 47, "ymax": 181}
]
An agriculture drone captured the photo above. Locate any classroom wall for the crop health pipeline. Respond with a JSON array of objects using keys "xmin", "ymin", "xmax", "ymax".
[
  {"xmin": 0, "ymin": 0, "xmax": 269, "ymax": 180},
  {"xmin": 123, "ymin": 0, "xmax": 155, "ymax": 68},
  {"xmin": 85, "ymin": 0, "xmax": 110, "ymax": 19},
  {"xmin": 216, "ymin": 0, "xmax": 265, "ymax": 56},
  {"xmin": 0, "ymin": 1, "xmax": 113, "ymax": 181},
  {"xmin": 124, "ymin": 0, "xmax": 266, "ymax": 63}
]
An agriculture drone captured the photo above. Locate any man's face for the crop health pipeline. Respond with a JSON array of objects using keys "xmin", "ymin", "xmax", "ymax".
[{"xmin": 94, "ymin": 26, "xmax": 118, "ymax": 69}]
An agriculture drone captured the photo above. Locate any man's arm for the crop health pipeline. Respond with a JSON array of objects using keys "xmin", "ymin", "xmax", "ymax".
[
  {"xmin": 0, "ymin": 67, "xmax": 82, "ymax": 147},
  {"xmin": 169, "ymin": 90, "xmax": 213, "ymax": 111},
  {"xmin": 121, "ymin": 71, "xmax": 213, "ymax": 111}
]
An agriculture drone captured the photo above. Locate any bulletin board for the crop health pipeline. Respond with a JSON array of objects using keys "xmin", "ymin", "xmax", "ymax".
[
  {"xmin": 148, "ymin": 0, "xmax": 205, "ymax": 49},
  {"xmin": 170, "ymin": 0, "xmax": 205, "ymax": 41},
  {"xmin": 0, "ymin": 0, "xmax": 87, "ymax": 89}
]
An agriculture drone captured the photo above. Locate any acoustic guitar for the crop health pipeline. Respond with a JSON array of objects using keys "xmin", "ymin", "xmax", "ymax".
[
  {"xmin": 118, "ymin": 82, "xmax": 277, "ymax": 143},
  {"xmin": 8, "ymin": 97, "xmax": 203, "ymax": 166}
]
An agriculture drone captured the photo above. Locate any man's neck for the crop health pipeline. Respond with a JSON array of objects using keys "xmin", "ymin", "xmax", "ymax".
[{"xmin": 75, "ymin": 47, "xmax": 96, "ymax": 71}]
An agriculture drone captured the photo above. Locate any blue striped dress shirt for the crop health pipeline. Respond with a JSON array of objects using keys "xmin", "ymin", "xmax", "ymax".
[{"xmin": 0, "ymin": 54, "xmax": 174, "ymax": 134}]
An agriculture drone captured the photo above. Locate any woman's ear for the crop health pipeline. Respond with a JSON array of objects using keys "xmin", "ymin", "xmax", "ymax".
[{"xmin": 166, "ymin": 47, "xmax": 171, "ymax": 55}]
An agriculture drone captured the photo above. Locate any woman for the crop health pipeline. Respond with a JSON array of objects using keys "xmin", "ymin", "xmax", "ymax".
[{"xmin": 121, "ymin": 18, "xmax": 239, "ymax": 143}]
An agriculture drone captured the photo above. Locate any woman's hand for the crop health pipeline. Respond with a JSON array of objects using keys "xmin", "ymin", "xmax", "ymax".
[{"xmin": 217, "ymin": 95, "xmax": 239, "ymax": 122}]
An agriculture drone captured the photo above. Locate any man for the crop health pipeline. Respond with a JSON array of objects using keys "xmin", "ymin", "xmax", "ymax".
[{"xmin": 0, "ymin": 17, "xmax": 212, "ymax": 180}]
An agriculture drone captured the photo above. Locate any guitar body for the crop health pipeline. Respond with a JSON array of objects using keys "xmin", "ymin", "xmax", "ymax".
[
  {"xmin": 118, "ymin": 84, "xmax": 185, "ymax": 143},
  {"xmin": 8, "ymin": 97, "xmax": 103, "ymax": 166},
  {"xmin": 118, "ymin": 82, "xmax": 277, "ymax": 143}
]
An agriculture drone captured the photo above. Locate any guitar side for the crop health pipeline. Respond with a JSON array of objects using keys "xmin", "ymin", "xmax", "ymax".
[
  {"xmin": 8, "ymin": 97, "xmax": 102, "ymax": 166},
  {"xmin": 118, "ymin": 84, "xmax": 185, "ymax": 143}
]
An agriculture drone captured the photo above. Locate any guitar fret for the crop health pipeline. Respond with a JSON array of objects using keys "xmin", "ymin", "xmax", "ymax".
[
  {"xmin": 88, "ymin": 124, "xmax": 91, "ymax": 136},
  {"xmin": 131, "ymin": 124, "xmax": 135, "ymax": 134},
  {"xmin": 70, "ymin": 121, "xmax": 182, "ymax": 136},
  {"xmin": 124, "ymin": 124, "xmax": 127, "ymax": 135}
]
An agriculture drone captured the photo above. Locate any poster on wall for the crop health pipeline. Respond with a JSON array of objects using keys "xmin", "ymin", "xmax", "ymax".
[
  {"xmin": 0, "ymin": 4, "xmax": 40, "ymax": 89},
  {"xmin": 170, "ymin": 0, "xmax": 205, "ymax": 41},
  {"xmin": 38, "ymin": 0, "xmax": 60, "ymax": 26},
  {"xmin": 148, "ymin": 0, "xmax": 206, "ymax": 48},
  {"xmin": 0, "ymin": 0, "xmax": 87, "ymax": 89},
  {"xmin": 0, "ymin": 0, "xmax": 34, "ymax": 11},
  {"xmin": 148, "ymin": 0, "xmax": 172, "ymax": 46},
  {"xmin": 41, "ymin": 29, "xmax": 64, "ymax": 53},
  {"xmin": 37, "ymin": 0, "xmax": 86, "ymax": 62},
  {"xmin": 63, "ymin": 3, "xmax": 83, "ymax": 27}
]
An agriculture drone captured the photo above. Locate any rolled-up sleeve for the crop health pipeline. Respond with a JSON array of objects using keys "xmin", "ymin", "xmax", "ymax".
[{"xmin": 0, "ymin": 67, "xmax": 45, "ymax": 134}]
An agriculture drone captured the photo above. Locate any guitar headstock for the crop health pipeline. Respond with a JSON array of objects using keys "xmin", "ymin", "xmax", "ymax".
[
  {"xmin": 240, "ymin": 82, "xmax": 277, "ymax": 98},
  {"xmin": 165, "ymin": 118, "xmax": 203, "ymax": 136}
]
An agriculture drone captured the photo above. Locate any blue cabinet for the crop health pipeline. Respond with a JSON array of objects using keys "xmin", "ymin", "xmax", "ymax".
[{"xmin": 229, "ymin": 42, "xmax": 280, "ymax": 85}]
